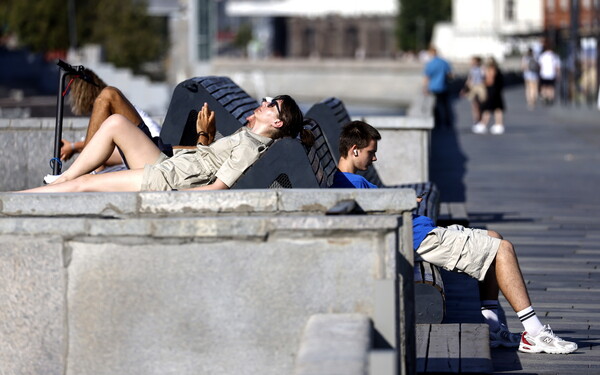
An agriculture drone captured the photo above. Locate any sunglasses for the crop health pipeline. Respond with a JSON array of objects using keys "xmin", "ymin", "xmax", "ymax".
[{"xmin": 262, "ymin": 97, "xmax": 281, "ymax": 116}]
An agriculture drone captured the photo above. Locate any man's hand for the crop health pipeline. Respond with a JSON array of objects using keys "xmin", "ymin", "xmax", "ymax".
[{"xmin": 196, "ymin": 102, "xmax": 216, "ymax": 146}]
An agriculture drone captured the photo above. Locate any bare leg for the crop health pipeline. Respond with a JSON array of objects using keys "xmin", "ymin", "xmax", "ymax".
[
  {"xmin": 84, "ymin": 87, "xmax": 143, "ymax": 147},
  {"xmin": 493, "ymin": 109, "xmax": 503, "ymax": 126},
  {"xmin": 21, "ymin": 169, "xmax": 145, "ymax": 193},
  {"xmin": 470, "ymin": 100, "xmax": 481, "ymax": 124},
  {"xmin": 479, "ymin": 230, "xmax": 502, "ymax": 301},
  {"xmin": 480, "ymin": 110, "xmax": 491, "ymax": 126},
  {"xmin": 55, "ymin": 114, "xmax": 161, "ymax": 184},
  {"xmin": 480, "ymin": 232, "xmax": 532, "ymax": 312}
]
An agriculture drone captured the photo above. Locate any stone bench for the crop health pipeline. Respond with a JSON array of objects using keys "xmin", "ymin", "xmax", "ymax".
[{"xmin": 0, "ymin": 189, "xmax": 418, "ymax": 375}]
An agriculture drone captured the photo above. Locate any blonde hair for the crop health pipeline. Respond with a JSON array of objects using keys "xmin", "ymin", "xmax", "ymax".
[{"xmin": 68, "ymin": 69, "xmax": 108, "ymax": 115}]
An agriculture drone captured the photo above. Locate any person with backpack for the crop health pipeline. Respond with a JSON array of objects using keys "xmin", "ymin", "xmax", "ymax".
[{"xmin": 521, "ymin": 48, "xmax": 540, "ymax": 110}]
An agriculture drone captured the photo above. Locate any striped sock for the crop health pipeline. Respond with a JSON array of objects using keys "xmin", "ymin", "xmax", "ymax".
[
  {"xmin": 481, "ymin": 300, "xmax": 500, "ymax": 330},
  {"xmin": 517, "ymin": 306, "xmax": 544, "ymax": 335}
]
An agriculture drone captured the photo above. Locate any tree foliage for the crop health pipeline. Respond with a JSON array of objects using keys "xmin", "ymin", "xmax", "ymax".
[
  {"xmin": 396, "ymin": 0, "xmax": 452, "ymax": 52},
  {"xmin": 0, "ymin": 0, "xmax": 167, "ymax": 73}
]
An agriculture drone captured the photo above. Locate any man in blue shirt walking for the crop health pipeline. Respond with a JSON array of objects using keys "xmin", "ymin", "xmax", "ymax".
[{"xmin": 424, "ymin": 46, "xmax": 454, "ymax": 129}]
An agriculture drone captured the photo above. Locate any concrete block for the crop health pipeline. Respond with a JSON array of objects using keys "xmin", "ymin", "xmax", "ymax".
[
  {"xmin": 139, "ymin": 190, "xmax": 279, "ymax": 215},
  {"xmin": 278, "ymin": 189, "xmax": 416, "ymax": 214},
  {"xmin": 0, "ymin": 126, "xmax": 86, "ymax": 191},
  {"xmin": 0, "ymin": 192, "xmax": 139, "ymax": 217},
  {"xmin": 294, "ymin": 314, "xmax": 371, "ymax": 375},
  {"xmin": 10, "ymin": 118, "xmax": 42, "ymax": 129},
  {"xmin": 65, "ymin": 229, "xmax": 388, "ymax": 375},
  {"xmin": 149, "ymin": 217, "xmax": 270, "ymax": 239},
  {"xmin": 0, "ymin": 218, "xmax": 87, "ymax": 236},
  {"xmin": 0, "ymin": 235, "xmax": 67, "ymax": 375},
  {"xmin": 375, "ymin": 128, "xmax": 429, "ymax": 185},
  {"xmin": 0, "ymin": 132, "xmax": 28, "ymax": 191},
  {"xmin": 40, "ymin": 117, "xmax": 57, "ymax": 129}
]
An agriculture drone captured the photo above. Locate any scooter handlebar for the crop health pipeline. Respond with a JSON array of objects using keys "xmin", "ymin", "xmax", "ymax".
[{"xmin": 56, "ymin": 59, "xmax": 98, "ymax": 87}]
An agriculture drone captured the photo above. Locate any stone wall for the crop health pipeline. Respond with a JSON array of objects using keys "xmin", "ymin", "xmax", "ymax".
[
  {"xmin": 0, "ymin": 189, "xmax": 417, "ymax": 375},
  {"xmin": 0, "ymin": 112, "xmax": 432, "ymax": 191}
]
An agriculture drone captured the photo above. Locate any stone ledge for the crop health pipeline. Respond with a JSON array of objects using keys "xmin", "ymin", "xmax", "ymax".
[
  {"xmin": 0, "ymin": 117, "xmax": 90, "ymax": 129},
  {"xmin": 0, "ymin": 189, "xmax": 417, "ymax": 218},
  {"xmin": 0, "ymin": 215, "xmax": 403, "ymax": 238},
  {"xmin": 356, "ymin": 115, "xmax": 433, "ymax": 130}
]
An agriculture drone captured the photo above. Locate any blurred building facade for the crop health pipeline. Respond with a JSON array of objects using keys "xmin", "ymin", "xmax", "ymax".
[
  {"xmin": 432, "ymin": 0, "xmax": 544, "ymax": 62},
  {"xmin": 225, "ymin": 0, "xmax": 398, "ymax": 59}
]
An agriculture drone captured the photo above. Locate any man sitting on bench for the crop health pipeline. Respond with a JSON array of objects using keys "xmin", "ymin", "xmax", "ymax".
[{"xmin": 330, "ymin": 120, "xmax": 577, "ymax": 354}]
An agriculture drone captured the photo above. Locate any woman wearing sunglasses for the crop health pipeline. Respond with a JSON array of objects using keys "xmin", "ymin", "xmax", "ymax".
[{"xmin": 19, "ymin": 95, "xmax": 307, "ymax": 192}]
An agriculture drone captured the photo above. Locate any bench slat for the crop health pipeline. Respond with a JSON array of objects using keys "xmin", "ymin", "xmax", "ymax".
[
  {"xmin": 415, "ymin": 324, "xmax": 430, "ymax": 373},
  {"xmin": 460, "ymin": 324, "xmax": 493, "ymax": 373},
  {"xmin": 425, "ymin": 324, "xmax": 460, "ymax": 373}
]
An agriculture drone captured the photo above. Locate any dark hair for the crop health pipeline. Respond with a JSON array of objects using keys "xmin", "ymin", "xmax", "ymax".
[
  {"xmin": 272, "ymin": 94, "xmax": 314, "ymax": 147},
  {"xmin": 339, "ymin": 120, "xmax": 381, "ymax": 157}
]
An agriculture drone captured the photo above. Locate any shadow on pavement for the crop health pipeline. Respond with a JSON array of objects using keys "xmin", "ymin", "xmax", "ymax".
[{"xmin": 429, "ymin": 126, "xmax": 468, "ymax": 202}]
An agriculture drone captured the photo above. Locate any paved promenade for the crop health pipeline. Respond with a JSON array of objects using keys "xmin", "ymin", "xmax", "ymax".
[{"xmin": 430, "ymin": 86, "xmax": 600, "ymax": 374}]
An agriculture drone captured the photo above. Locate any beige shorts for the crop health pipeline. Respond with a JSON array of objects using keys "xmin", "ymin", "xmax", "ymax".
[
  {"xmin": 140, "ymin": 152, "xmax": 170, "ymax": 191},
  {"xmin": 415, "ymin": 224, "xmax": 500, "ymax": 281},
  {"xmin": 466, "ymin": 84, "xmax": 487, "ymax": 103}
]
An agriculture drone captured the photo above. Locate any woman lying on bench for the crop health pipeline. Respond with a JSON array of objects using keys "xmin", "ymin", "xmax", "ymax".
[{"xmin": 19, "ymin": 95, "xmax": 307, "ymax": 192}]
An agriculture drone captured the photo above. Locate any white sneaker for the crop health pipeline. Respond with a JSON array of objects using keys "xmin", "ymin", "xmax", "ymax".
[
  {"xmin": 518, "ymin": 325, "xmax": 577, "ymax": 354},
  {"xmin": 43, "ymin": 174, "xmax": 62, "ymax": 184},
  {"xmin": 490, "ymin": 323, "xmax": 521, "ymax": 348},
  {"xmin": 472, "ymin": 123, "xmax": 487, "ymax": 134},
  {"xmin": 490, "ymin": 124, "xmax": 505, "ymax": 135}
]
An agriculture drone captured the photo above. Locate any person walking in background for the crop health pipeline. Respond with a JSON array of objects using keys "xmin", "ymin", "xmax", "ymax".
[
  {"xmin": 461, "ymin": 56, "xmax": 486, "ymax": 127},
  {"xmin": 473, "ymin": 57, "xmax": 505, "ymax": 135},
  {"xmin": 521, "ymin": 48, "xmax": 540, "ymax": 110},
  {"xmin": 423, "ymin": 46, "xmax": 454, "ymax": 129},
  {"xmin": 538, "ymin": 45, "xmax": 561, "ymax": 105}
]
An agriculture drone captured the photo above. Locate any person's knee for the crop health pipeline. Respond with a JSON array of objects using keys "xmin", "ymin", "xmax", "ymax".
[
  {"xmin": 97, "ymin": 86, "xmax": 121, "ymax": 101},
  {"xmin": 95, "ymin": 86, "xmax": 124, "ymax": 109},
  {"xmin": 487, "ymin": 230, "xmax": 504, "ymax": 239},
  {"xmin": 496, "ymin": 239, "xmax": 516, "ymax": 259},
  {"xmin": 102, "ymin": 114, "xmax": 132, "ymax": 132}
]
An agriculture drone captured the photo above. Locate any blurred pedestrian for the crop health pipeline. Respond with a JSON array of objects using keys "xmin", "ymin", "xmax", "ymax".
[
  {"xmin": 473, "ymin": 57, "xmax": 505, "ymax": 135},
  {"xmin": 461, "ymin": 56, "xmax": 486, "ymax": 126},
  {"xmin": 423, "ymin": 46, "xmax": 454, "ymax": 129},
  {"xmin": 538, "ymin": 45, "xmax": 561, "ymax": 105},
  {"xmin": 521, "ymin": 48, "xmax": 540, "ymax": 110}
]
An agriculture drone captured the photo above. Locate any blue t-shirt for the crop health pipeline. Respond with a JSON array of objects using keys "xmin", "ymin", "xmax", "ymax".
[
  {"xmin": 331, "ymin": 171, "xmax": 378, "ymax": 189},
  {"xmin": 424, "ymin": 56, "xmax": 452, "ymax": 93},
  {"xmin": 330, "ymin": 170, "xmax": 435, "ymax": 249}
]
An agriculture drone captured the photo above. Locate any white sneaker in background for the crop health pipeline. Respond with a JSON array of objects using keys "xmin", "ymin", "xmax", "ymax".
[
  {"xmin": 490, "ymin": 124, "xmax": 505, "ymax": 135},
  {"xmin": 472, "ymin": 123, "xmax": 487, "ymax": 134}
]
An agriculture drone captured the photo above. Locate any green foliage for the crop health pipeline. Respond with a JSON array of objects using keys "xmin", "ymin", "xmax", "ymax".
[
  {"xmin": 1, "ymin": 0, "xmax": 167, "ymax": 73},
  {"xmin": 233, "ymin": 23, "xmax": 253, "ymax": 49},
  {"xmin": 396, "ymin": 0, "xmax": 452, "ymax": 52},
  {"xmin": 1, "ymin": 0, "xmax": 69, "ymax": 51}
]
